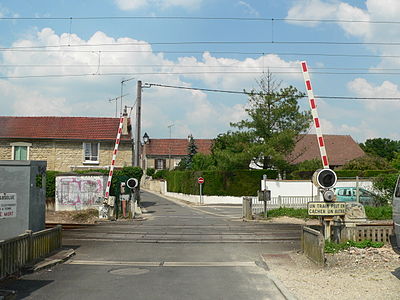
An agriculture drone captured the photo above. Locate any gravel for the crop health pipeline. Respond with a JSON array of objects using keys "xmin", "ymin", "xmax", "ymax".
[{"xmin": 266, "ymin": 243, "xmax": 400, "ymax": 299}]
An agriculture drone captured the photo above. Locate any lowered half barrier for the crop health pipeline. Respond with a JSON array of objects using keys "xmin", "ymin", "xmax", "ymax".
[{"xmin": 0, "ymin": 225, "xmax": 62, "ymax": 280}]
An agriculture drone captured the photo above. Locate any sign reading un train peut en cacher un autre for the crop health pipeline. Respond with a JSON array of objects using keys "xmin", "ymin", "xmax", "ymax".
[
  {"xmin": 0, "ymin": 193, "xmax": 17, "ymax": 219},
  {"xmin": 307, "ymin": 202, "xmax": 346, "ymax": 216}
]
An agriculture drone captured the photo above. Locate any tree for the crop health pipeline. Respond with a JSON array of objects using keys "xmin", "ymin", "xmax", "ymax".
[
  {"xmin": 176, "ymin": 134, "xmax": 198, "ymax": 170},
  {"xmin": 340, "ymin": 154, "xmax": 392, "ymax": 170},
  {"xmin": 360, "ymin": 138, "xmax": 400, "ymax": 161},
  {"xmin": 212, "ymin": 72, "xmax": 312, "ymax": 171}
]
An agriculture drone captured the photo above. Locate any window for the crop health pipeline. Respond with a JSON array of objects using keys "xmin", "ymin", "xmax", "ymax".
[
  {"xmin": 11, "ymin": 142, "xmax": 31, "ymax": 160},
  {"xmin": 155, "ymin": 159, "xmax": 166, "ymax": 170},
  {"xmin": 83, "ymin": 142, "xmax": 99, "ymax": 163},
  {"xmin": 337, "ymin": 189, "xmax": 345, "ymax": 196}
]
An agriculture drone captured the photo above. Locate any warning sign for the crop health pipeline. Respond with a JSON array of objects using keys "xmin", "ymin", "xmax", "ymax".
[
  {"xmin": 307, "ymin": 202, "xmax": 346, "ymax": 216},
  {"xmin": 0, "ymin": 193, "xmax": 17, "ymax": 219}
]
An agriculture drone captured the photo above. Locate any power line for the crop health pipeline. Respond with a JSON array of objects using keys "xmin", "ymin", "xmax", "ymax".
[
  {"xmin": 1, "ymin": 48, "xmax": 394, "ymax": 58},
  {"xmin": 146, "ymin": 83, "xmax": 400, "ymax": 101},
  {"xmin": 2, "ymin": 48, "xmax": 399, "ymax": 61},
  {"xmin": 3, "ymin": 64, "xmax": 400, "ymax": 72},
  {"xmin": 4, "ymin": 40, "xmax": 400, "ymax": 51},
  {"xmin": 5, "ymin": 70, "xmax": 400, "ymax": 79},
  {"xmin": 1, "ymin": 15, "xmax": 400, "ymax": 25}
]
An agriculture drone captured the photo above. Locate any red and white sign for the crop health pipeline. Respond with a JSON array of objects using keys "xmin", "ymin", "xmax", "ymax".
[
  {"xmin": 198, "ymin": 177, "xmax": 205, "ymax": 184},
  {"xmin": 301, "ymin": 61, "xmax": 330, "ymax": 169}
]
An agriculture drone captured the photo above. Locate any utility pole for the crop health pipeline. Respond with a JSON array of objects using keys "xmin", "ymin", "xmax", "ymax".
[{"xmin": 134, "ymin": 80, "xmax": 142, "ymax": 167}]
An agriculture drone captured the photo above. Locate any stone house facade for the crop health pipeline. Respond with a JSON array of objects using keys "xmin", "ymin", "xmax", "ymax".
[{"xmin": 0, "ymin": 116, "xmax": 133, "ymax": 172}]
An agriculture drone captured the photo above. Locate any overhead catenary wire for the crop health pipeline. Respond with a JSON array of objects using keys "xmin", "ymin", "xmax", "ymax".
[
  {"xmin": 4, "ymin": 40, "xmax": 400, "ymax": 51},
  {"xmin": 145, "ymin": 83, "xmax": 400, "ymax": 101},
  {"xmin": 1, "ymin": 15, "xmax": 400, "ymax": 25}
]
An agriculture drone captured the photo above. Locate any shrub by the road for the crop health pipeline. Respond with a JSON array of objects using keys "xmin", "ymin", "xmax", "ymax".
[
  {"xmin": 364, "ymin": 205, "xmax": 392, "ymax": 220},
  {"xmin": 325, "ymin": 240, "xmax": 384, "ymax": 254}
]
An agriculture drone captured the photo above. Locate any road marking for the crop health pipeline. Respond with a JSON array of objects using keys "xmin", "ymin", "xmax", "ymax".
[
  {"xmin": 68, "ymin": 260, "xmax": 256, "ymax": 267},
  {"xmin": 68, "ymin": 260, "xmax": 160, "ymax": 266}
]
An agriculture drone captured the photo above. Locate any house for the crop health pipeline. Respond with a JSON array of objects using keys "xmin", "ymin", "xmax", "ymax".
[
  {"xmin": 141, "ymin": 135, "xmax": 213, "ymax": 170},
  {"xmin": 287, "ymin": 134, "xmax": 365, "ymax": 168},
  {"xmin": 0, "ymin": 116, "xmax": 133, "ymax": 172},
  {"xmin": 141, "ymin": 134, "xmax": 365, "ymax": 170}
]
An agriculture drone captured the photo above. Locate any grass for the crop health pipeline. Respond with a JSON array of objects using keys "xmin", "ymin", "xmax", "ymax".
[
  {"xmin": 264, "ymin": 207, "xmax": 318, "ymax": 219},
  {"xmin": 325, "ymin": 240, "xmax": 384, "ymax": 253},
  {"xmin": 364, "ymin": 205, "xmax": 392, "ymax": 220}
]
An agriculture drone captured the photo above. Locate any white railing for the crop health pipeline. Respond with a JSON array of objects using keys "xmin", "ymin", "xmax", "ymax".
[{"xmin": 251, "ymin": 196, "xmax": 318, "ymax": 215}]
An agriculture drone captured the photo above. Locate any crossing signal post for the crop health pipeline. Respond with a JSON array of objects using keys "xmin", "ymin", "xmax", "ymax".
[{"xmin": 301, "ymin": 61, "xmax": 345, "ymax": 241}]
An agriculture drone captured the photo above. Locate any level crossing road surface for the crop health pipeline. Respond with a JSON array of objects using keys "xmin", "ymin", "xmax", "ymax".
[{"xmin": 1, "ymin": 191, "xmax": 301, "ymax": 300}]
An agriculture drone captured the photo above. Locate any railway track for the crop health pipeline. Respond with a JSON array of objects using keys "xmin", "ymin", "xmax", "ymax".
[{"xmin": 45, "ymin": 223, "xmax": 95, "ymax": 230}]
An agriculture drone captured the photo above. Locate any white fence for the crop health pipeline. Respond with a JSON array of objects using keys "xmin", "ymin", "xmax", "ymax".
[{"xmin": 251, "ymin": 196, "xmax": 317, "ymax": 215}]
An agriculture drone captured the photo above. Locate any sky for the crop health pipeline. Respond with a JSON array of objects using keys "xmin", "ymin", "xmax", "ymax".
[{"xmin": 0, "ymin": 0, "xmax": 400, "ymax": 142}]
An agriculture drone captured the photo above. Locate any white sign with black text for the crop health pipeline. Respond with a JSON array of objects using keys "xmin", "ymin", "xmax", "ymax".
[{"xmin": 0, "ymin": 193, "xmax": 17, "ymax": 219}]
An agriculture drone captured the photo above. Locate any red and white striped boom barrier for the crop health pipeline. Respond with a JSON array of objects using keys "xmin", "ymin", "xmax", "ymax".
[
  {"xmin": 104, "ymin": 116, "xmax": 124, "ymax": 199},
  {"xmin": 301, "ymin": 61, "xmax": 329, "ymax": 169}
]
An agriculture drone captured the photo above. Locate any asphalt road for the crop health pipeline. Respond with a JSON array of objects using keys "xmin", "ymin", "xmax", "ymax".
[{"xmin": 2, "ymin": 191, "xmax": 301, "ymax": 300}]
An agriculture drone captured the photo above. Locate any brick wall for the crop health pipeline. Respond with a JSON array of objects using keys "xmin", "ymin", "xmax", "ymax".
[{"xmin": 0, "ymin": 139, "xmax": 133, "ymax": 172}]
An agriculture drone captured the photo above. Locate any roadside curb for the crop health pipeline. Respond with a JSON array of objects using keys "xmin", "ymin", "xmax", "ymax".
[
  {"xmin": 25, "ymin": 248, "xmax": 76, "ymax": 273},
  {"xmin": 260, "ymin": 255, "xmax": 298, "ymax": 300}
]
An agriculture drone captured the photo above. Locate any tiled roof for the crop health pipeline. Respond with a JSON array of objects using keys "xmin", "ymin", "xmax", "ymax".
[
  {"xmin": 288, "ymin": 134, "xmax": 365, "ymax": 166},
  {"xmin": 145, "ymin": 139, "xmax": 213, "ymax": 156},
  {"xmin": 0, "ymin": 116, "xmax": 131, "ymax": 141}
]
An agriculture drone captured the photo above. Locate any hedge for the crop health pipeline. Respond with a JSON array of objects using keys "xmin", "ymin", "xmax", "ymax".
[
  {"xmin": 45, "ymin": 167, "xmax": 143, "ymax": 198},
  {"xmin": 165, "ymin": 169, "xmax": 278, "ymax": 196},
  {"xmin": 291, "ymin": 169, "xmax": 398, "ymax": 180}
]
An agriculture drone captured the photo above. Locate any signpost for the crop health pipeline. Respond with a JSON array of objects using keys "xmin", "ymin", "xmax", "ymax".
[{"xmin": 198, "ymin": 177, "xmax": 204, "ymax": 205}]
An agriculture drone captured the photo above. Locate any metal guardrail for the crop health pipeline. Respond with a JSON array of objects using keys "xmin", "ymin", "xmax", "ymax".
[{"xmin": 0, "ymin": 225, "xmax": 62, "ymax": 280}]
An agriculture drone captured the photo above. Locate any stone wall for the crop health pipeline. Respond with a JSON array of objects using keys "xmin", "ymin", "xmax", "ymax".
[{"xmin": 0, "ymin": 139, "xmax": 133, "ymax": 172}]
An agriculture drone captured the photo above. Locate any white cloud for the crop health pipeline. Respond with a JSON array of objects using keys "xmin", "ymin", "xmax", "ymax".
[
  {"xmin": 114, "ymin": 0, "xmax": 203, "ymax": 11},
  {"xmin": 286, "ymin": 0, "xmax": 338, "ymax": 27},
  {"xmin": 0, "ymin": 27, "xmax": 304, "ymax": 138},
  {"xmin": 237, "ymin": 1, "xmax": 260, "ymax": 17}
]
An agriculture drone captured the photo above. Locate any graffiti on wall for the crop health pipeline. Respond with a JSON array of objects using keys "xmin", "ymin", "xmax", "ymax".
[{"xmin": 56, "ymin": 176, "xmax": 106, "ymax": 209}]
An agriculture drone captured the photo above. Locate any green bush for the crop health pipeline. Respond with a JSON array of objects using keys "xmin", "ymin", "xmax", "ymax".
[
  {"xmin": 146, "ymin": 168, "xmax": 156, "ymax": 177},
  {"xmin": 153, "ymin": 169, "xmax": 169, "ymax": 180},
  {"xmin": 165, "ymin": 169, "xmax": 278, "ymax": 196},
  {"xmin": 325, "ymin": 240, "xmax": 384, "ymax": 254},
  {"xmin": 45, "ymin": 171, "xmax": 61, "ymax": 198},
  {"xmin": 364, "ymin": 205, "xmax": 392, "ymax": 220},
  {"xmin": 373, "ymin": 173, "xmax": 399, "ymax": 204}
]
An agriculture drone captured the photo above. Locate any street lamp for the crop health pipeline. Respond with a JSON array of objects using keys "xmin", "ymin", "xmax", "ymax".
[
  {"xmin": 143, "ymin": 132, "xmax": 150, "ymax": 144},
  {"xmin": 142, "ymin": 132, "xmax": 150, "ymax": 170}
]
